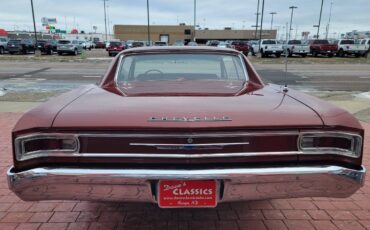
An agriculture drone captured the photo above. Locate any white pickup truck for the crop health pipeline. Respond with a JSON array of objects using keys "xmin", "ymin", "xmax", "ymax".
[
  {"xmin": 283, "ymin": 40, "xmax": 309, "ymax": 57},
  {"xmin": 258, "ymin": 39, "xmax": 284, "ymax": 58},
  {"xmin": 334, "ymin": 39, "xmax": 367, "ymax": 57}
]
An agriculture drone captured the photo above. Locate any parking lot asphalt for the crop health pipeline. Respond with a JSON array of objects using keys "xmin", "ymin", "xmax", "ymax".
[{"xmin": 0, "ymin": 113, "xmax": 369, "ymax": 230}]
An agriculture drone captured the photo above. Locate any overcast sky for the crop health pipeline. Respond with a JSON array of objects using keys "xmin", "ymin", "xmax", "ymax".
[{"xmin": 1, "ymin": 0, "xmax": 369, "ymax": 38}]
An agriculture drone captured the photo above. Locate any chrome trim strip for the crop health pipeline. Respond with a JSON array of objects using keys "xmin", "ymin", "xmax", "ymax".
[
  {"xmin": 129, "ymin": 142, "xmax": 250, "ymax": 147},
  {"xmin": 77, "ymin": 131, "xmax": 299, "ymax": 138},
  {"xmin": 76, "ymin": 151, "xmax": 299, "ymax": 158}
]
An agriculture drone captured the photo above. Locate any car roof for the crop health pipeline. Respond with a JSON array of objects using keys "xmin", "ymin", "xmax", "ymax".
[{"xmin": 121, "ymin": 46, "xmax": 240, "ymax": 55}]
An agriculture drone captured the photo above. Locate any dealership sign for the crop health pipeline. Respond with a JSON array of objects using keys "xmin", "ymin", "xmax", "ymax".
[{"xmin": 41, "ymin": 17, "xmax": 57, "ymax": 26}]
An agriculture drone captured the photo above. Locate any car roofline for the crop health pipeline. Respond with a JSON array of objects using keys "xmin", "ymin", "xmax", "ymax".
[{"xmin": 120, "ymin": 46, "xmax": 241, "ymax": 55}]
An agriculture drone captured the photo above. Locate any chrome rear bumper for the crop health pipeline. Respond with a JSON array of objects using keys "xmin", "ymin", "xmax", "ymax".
[{"xmin": 7, "ymin": 165, "xmax": 366, "ymax": 203}]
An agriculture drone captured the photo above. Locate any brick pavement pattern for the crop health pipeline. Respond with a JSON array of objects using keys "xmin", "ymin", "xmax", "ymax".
[{"xmin": 0, "ymin": 112, "xmax": 369, "ymax": 230}]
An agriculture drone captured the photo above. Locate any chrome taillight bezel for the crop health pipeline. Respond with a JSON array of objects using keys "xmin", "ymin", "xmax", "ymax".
[
  {"xmin": 298, "ymin": 131, "xmax": 363, "ymax": 158},
  {"xmin": 15, "ymin": 133, "xmax": 80, "ymax": 161}
]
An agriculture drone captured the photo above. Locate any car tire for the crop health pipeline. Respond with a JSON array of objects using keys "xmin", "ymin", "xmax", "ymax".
[
  {"xmin": 58, "ymin": 52, "xmax": 63, "ymax": 56},
  {"xmin": 47, "ymin": 49, "xmax": 52, "ymax": 55},
  {"xmin": 312, "ymin": 51, "xmax": 318, "ymax": 57},
  {"xmin": 287, "ymin": 49, "xmax": 293, "ymax": 57},
  {"xmin": 355, "ymin": 54, "xmax": 361, "ymax": 58},
  {"xmin": 74, "ymin": 49, "xmax": 78, "ymax": 56},
  {"xmin": 276, "ymin": 53, "xmax": 281, "ymax": 58},
  {"xmin": 301, "ymin": 54, "xmax": 307, "ymax": 58},
  {"xmin": 0, "ymin": 47, "xmax": 4, "ymax": 54},
  {"xmin": 9, "ymin": 52, "xmax": 14, "ymax": 55},
  {"xmin": 328, "ymin": 53, "xmax": 334, "ymax": 58},
  {"xmin": 244, "ymin": 51, "xmax": 249, "ymax": 57},
  {"xmin": 338, "ymin": 49, "xmax": 344, "ymax": 57}
]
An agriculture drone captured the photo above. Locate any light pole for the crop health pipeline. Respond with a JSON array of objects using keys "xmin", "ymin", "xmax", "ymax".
[
  {"xmin": 147, "ymin": 0, "xmax": 150, "ymax": 45},
  {"xmin": 326, "ymin": 1, "xmax": 333, "ymax": 39},
  {"xmin": 193, "ymin": 0, "xmax": 196, "ymax": 42},
  {"xmin": 288, "ymin": 6, "xmax": 297, "ymax": 41},
  {"xmin": 103, "ymin": 0, "xmax": 108, "ymax": 41},
  {"xmin": 269, "ymin": 12, "xmax": 277, "ymax": 30},
  {"xmin": 258, "ymin": 0, "xmax": 265, "ymax": 51},
  {"xmin": 30, "ymin": 0, "xmax": 38, "ymax": 45},
  {"xmin": 316, "ymin": 0, "xmax": 324, "ymax": 38},
  {"xmin": 254, "ymin": 0, "xmax": 260, "ymax": 39}
]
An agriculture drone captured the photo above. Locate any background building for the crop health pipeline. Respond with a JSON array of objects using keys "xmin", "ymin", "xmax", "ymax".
[{"xmin": 114, "ymin": 24, "xmax": 277, "ymax": 44}]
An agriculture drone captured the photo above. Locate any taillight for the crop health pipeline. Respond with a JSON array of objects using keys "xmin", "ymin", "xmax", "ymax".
[
  {"xmin": 15, "ymin": 134, "xmax": 79, "ymax": 161},
  {"xmin": 299, "ymin": 132, "xmax": 362, "ymax": 158}
]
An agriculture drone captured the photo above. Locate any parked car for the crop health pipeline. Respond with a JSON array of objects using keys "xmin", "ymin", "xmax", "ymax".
[
  {"xmin": 126, "ymin": 40, "xmax": 135, "ymax": 48},
  {"xmin": 187, "ymin": 41, "xmax": 198, "ymax": 46},
  {"xmin": 360, "ymin": 39, "xmax": 370, "ymax": 57},
  {"xmin": 206, "ymin": 40, "xmax": 220, "ymax": 46},
  {"xmin": 217, "ymin": 41, "xmax": 232, "ymax": 48},
  {"xmin": 7, "ymin": 39, "xmax": 35, "ymax": 54},
  {"xmin": 7, "ymin": 46, "xmax": 366, "ymax": 208},
  {"xmin": 248, "ymin": 40, "xmax": 259, "ymax": 56},
  {"xmin": 231, "ymin": 41, "xmax": 250, "ymax": 56},
  {"xmin": 173, "ymin": 40, "xmax": 185, "ymax": 46},
  {"xmin": 154, "ymin": 41, "xmax": 168, "ymax": 46},
  {"xmin": 107, "ymin": 41, "xmax": 125, "ymax": 56},
  {"xmin": 308, "ymin": 39, "xmax": 338, "ymax": 57},
  {"xmin": 0, "ymin": 37, "xmax": 8, "ymax": 54},
  {"xmin": 132, "ymin": 41, "xmax": 145, "ymax": 48},
  {"xmin": 94, "ymin": 41, "xmax": 106, "ymax": 49},
  {"xmin": 79, "ymin": 40, "xmax": 93, "ymax": 50},
  {"xmin": 333, "ymin": 39, "xmax": 367, "ymax": 57},
  {"xmin": 57, "ymin": 39, "xmax": 82, "ymax": 56},
  {"xmin": 37, "ymin": 40, "xmax": 58, "ymax": 55},
  {"xmin": 283, "ymin": 40, "xmax": 309, "ymax": 57},
  {"xmin": 259, "ymin": 39, "xmax": 283, "ymax": 58}
]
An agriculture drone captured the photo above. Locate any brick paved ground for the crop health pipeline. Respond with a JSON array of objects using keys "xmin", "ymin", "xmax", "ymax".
[{"xmin": 0, "ymin": 112, "xmax": 369, "ymax": 230}]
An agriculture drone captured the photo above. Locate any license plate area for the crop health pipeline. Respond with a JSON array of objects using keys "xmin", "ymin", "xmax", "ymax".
[{"xmin": 158, "ymin": 180, "xmax": 218, "ymax": 208}]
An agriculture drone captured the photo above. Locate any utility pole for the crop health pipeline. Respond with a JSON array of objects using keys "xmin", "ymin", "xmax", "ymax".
[
  {"xmin": 317, "ymin": 0, "xmax": 324, "ymax": 38},
  {"xmin": 288, "ymin": 6, "xmax": 297, "ymax": 41},
  {"xmin": 147, "ymin": 0, "xmax": 150, "ymax": 45},
  {"xmin": 30, "ymin": 0, "xmax": 38, "ymax": 45},
  {"xmin": 193, "ymin": 0, "xmax": 196, "ymax": 42},
  {"xmin": 326, "ymin": 1, "xmax": 333, "ymax": 39},
  {"xmin": 103, "ymin": 0, "xmax": 108, "ymax": 41},
  {"xmin": 258, "ymin": 0, "xmax": 265, "ymax": 51},
  {"xmin": 254, "ymin": 0, "xmax": 260, "ymax": 39},
  {"xmin": 270, "ymin": 12, "xmax": 277, "ymax": 30}
]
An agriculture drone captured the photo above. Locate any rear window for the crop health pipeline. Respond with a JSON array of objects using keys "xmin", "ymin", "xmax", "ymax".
[
  {"xmin": 288, "ymin": 40, "xmax": 301, "ymax": 45},
  {"xmin": 313, "ymin": 40, "xmax": 329, "ymax": 44},
  {"xmin": 9, "ymin": 40, "xmax": 21, "ymax": 43},
  {"xmin": 58, "ymin": 40, "xmax": 71, "ymax": 44},
  {"xmin": 110, "ymin": 42, "xmax": 122, "ymax": 46},
  {"xmin": 340, "ymin": 40, "xmax": 355, "ymax": 45},
  {"xmin": 116, "ymin": 53, "xmax": 247, "ymax": 95},
  {"xmin": 262, "ymin": 40, "xmax": 277, "ymax": 45}
]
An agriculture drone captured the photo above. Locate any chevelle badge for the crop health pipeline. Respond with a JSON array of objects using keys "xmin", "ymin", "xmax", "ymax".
[{"xmin": 148, "ymin": 116, "xmax": 232, "ymax": 122}]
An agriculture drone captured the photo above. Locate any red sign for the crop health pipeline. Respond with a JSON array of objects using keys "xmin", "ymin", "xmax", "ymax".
[{"xmin": 158, "ymin": 180, "xmax": 217, "ymax": 208}]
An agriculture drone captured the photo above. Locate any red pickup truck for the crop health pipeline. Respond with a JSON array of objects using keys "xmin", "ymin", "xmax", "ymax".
[
  {"xmin": 308, "ymin": 39, "xmax": 338, "ymax": 57},
  {"xmin": 107, "ymin": 41, "xmax": 125, "ymax": 57},
  {"xmin": 231, "ymin": 41, "xmax": 250, "ymax": 56}
]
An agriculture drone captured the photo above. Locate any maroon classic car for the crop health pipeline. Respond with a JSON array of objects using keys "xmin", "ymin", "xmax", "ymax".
[{"xmin": 7, "ymin": 47, "xmax": 366, "ymax": 208}]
